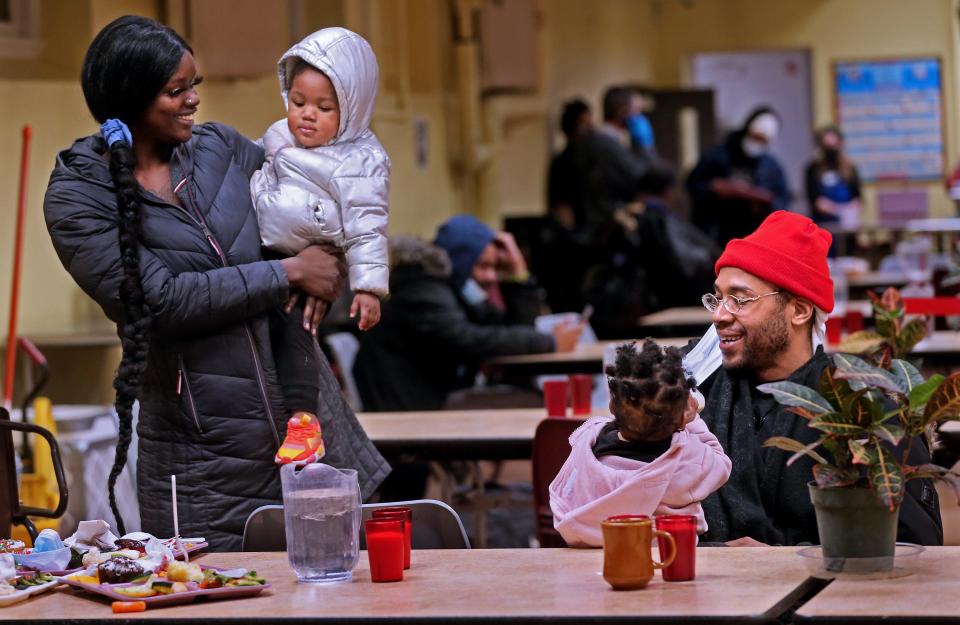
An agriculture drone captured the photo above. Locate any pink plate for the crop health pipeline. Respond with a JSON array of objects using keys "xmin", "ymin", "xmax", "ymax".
[{"xmin": 62, "ymin": 568, "xmax": 270, "ymax": 608}]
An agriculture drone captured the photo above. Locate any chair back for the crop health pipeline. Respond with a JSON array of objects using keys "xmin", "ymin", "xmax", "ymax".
[
  {"xmin": 242, "ymin": 499, "xmax": 470, "ymax": 551},
  {"xmin": 324, "ymin": 332, "xmax": 363, "ymax": 410},
  {"xmin": 532, "ymin": 417, "xmax": 585, "ymax": 547},
  {"xmin": 0, "ymin": 408, "xmax": 69, "ymax": 542}
]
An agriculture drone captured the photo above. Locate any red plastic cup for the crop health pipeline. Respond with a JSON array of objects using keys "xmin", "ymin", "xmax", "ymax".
[
  {"xmin": 655, "ymin": 515, "xmax": 697, "ymax": 581},
  {"xmin": 364, "ymin": 519, "xmax": 404, "ymax": 582},
  {"xmin": 372, "ymin": 507, "xmax": 412, "ymax": 569},
  {"xmin": 570, "ymin": 374, "xmax": 593, "ymax": 415},
  {"xmin": 825, "ymin": 316, "xmax": 842, "ymax": 345},
  {"xmin": 846, "ymin": 310, "xmax": 864, "ymax": 334},
  {"xmin": 543, "ymin": 379, "xmax": 569, "ymax": 417}
]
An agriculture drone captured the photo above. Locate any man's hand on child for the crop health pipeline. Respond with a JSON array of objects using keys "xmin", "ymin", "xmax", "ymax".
[{"xmin": 351, "ymin": 292, "xmax": 381, "ymax": 331}]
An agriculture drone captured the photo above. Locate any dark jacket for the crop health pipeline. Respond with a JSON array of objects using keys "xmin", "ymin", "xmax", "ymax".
[
  {"xmin": 804, "ymin": 159, "xmax": 862, "ymax": 224},
  {"xmin": 354, "ymin": 237, "xmax": 555, "ymax": 411},
  {"xmin": 572, "ymin": 128, "xmax": 649, "ymax": 235},
  {"xmin": 686, "ymin": 132, "xmax": 790, "ymax": 248},
  {"xmin": 698, "ymin": 346, "xmax": 943, "ymax": 546},
  {"xmin": 44, "ymin": 124, "xmax": 388, "ymax": 550}
]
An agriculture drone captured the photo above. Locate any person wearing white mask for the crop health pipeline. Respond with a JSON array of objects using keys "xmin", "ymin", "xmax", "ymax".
[{"xmin": 686, "ymin": 106, "xmax": 791, "ymax": 248}]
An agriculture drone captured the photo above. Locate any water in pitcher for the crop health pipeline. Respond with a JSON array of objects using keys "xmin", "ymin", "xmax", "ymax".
[{"xmin": 281, "ymin": 465, "xmax": 360, "ymax": 583}]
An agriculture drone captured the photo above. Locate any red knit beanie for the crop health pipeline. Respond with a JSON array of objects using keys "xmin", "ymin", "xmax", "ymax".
[{"xmin": 715, "ymin": 211, "xmax": 834, "ymax": 313}]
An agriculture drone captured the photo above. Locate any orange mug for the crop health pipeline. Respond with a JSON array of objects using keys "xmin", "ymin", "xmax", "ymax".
[{"xmin": 601, "ymin": 516, "xmax": 676, "ymax": 590}]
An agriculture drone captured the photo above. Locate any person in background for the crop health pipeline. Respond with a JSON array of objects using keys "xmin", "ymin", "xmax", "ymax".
[
  {"xmin": 550, "ymin": 340, "xmax": 731, "ymax": 547},
  {"xmin": 547, "ymin": 98, "xmax": 592, "ymax": 231},
  {"xmin": 540, "ymin": 98, "xmax": 593, "ymax": 313},
  {"xmin": 626, "ymin": 85, "xmax": 657, "ymax": 158},
  {"xmin": 354, "ymin": 215, "xmax": 582, "ymax": 412},
  {"xmin": 572, "ymin": 86, "xmax": 650, "ymax": 235},
  {"xmin": 805, "ymin": 125, "xmax": 862, "ymax": 227},
  {"xmin": 686, "ymin": 106, "xmax": 791, "ymax": 248}
]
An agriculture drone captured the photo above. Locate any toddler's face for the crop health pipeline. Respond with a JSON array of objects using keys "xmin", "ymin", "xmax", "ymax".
[{"xmin": 287, "ymin": 67, "xmax": 340, "ymax": 148}]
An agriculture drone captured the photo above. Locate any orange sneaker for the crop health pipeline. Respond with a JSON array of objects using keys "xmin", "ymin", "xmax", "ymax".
[{"xmin": 275, "ymin": 412, "xmax": 325, "ymax": 465}]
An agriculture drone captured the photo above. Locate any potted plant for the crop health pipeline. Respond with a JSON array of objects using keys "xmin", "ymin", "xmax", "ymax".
[{"xmin": 760, "ymin": 288, "xmax": 959, "ymax": 569}]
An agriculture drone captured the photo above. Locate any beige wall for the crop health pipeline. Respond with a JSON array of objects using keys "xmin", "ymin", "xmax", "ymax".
[
  {"xmin": 1, "ymin": 0, "xmax": 959, "ymax": 394},
  {"xmin": 648, "ymin": 0, "xmax": 959, "ymax": 220}
]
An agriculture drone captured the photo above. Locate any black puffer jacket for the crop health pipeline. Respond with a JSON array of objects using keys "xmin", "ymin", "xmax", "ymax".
[
  {"xmin": 354, "ymin": 236, "xmax": 555, "ymax": 411},
  {"xmin": 44, "ymin": 124, "xmax": 388, "ymax": 550}
]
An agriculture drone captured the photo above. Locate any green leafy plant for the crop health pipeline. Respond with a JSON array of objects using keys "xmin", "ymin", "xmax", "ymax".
[
  {"xmin": 838, "ymin": 287, "xmax": 928, "ymax": 367},
  {"xmin": 761, "ymin": 354, "xmax": 960, "ymax": 511}
]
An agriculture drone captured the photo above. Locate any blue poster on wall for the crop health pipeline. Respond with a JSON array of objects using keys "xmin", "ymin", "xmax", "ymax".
[{"xmin": 835, "ymin": 58, "xmax": 943, "ymax": 182}]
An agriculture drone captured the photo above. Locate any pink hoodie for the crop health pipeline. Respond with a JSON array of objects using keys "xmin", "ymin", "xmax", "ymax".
[{"xmin": 549, "ymin": 415, "xmax": 732, "ymax": 547}]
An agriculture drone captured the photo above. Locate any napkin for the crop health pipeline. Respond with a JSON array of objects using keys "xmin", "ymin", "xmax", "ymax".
[
  {"xmin": 13, "ymin": 547, "xmax": 71, "ymax": 572},
  {"xmin": 64, "ymin": 520, "xmax": 119, "ymax": 550},
  {"xmin": 0, "ymin": 554, "xmax": 14, "ymax": 595}
]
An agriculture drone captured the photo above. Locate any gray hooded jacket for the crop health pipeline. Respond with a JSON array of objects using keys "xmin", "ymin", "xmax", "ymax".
[{"xmin": 251, "ymin": 27, "xmax": 390, "ymax": 296}]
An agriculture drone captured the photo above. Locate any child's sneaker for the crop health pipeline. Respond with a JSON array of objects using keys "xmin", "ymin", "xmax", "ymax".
[{"xmin": 275, "ymin": 412, "xmax": 325, "ymax": 465}]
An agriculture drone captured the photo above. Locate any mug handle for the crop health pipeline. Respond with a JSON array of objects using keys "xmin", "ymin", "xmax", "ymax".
[{"xmin": 652, "ymin": 530, "xmax": 676, "ymax": 570}]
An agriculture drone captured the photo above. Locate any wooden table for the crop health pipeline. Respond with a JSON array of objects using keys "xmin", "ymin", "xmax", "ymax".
[
  {"xmin": 357, "ymin": 408, "xmax": 557, "ymax": 461},
  {"xmin": 7, "ymin": 548, "xmax": 818, "ymax": 624},
  {"xmin": 638, "ymin": 302, "xmax": 874, "ymax": 331},
  {"xmin": 485, "ymin": 337, "xmax": 693, "ymax": 376},
  {"xmin": 485, "ymin": 325, "xmax": 960, "ymax": 377},
  {"xmin": 795, "ymin": 546, "xmax": 960, "ymax": 623}
]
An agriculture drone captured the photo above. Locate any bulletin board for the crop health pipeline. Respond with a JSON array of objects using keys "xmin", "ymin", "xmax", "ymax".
[{"xmin": 834, "ymin": 57, "xmax": 944, "ymax": 182}]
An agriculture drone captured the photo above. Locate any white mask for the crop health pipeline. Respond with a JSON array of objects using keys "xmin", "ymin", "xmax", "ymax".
[
  {"xmin": 742, "ymin": 138, "xmax": 767, "ymax": 158},
  {"xmin": 460, "ymin": 278, "xmax": 488, "ymax": 306}
]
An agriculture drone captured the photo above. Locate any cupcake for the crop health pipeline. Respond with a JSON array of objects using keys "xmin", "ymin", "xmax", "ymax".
[{"xmin": 97, "ymin": 556, "xmax": 144, "ymax": 584}]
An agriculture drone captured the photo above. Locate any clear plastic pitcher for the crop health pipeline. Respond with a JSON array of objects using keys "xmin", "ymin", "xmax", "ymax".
[{"xmin": 280, "ymin": 463, "xmax": 361, "ymax": 583}]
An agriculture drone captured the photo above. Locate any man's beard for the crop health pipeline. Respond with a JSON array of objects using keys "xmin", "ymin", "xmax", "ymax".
[{"xmin": 724, "ymin": 311, "xmax": 790, "ymax": 375}]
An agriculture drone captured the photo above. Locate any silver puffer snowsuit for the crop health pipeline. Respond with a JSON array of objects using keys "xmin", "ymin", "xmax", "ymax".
[{"xmin": 251, "ymin": 27, "xmax": 390, "ymax": 296}]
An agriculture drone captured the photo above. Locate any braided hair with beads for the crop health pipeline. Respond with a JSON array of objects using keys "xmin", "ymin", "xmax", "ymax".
[
  {"xmin": 80, "ymin": 15, "xmax": 192, "ymax": 535},
  {"xmin": 605, "ymin": 339, "xmax": 696, "ymax": 442}
]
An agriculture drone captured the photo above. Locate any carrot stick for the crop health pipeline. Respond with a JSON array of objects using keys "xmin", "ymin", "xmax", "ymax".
[{"xmin": 112, "ymin": 601, "xmax": 147, "ymax": 613}]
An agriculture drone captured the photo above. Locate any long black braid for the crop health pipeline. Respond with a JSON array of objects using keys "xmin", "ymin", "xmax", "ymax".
[
  {"xmin": 605, "ymin": 339, "xmax": 696, "ymax": 441},
  {"xmin": 103, "ymin": 137, "xmax": 151, "ymax": 536},
  {"xmin": 81, "ymin": 15, "xmax": 192, "ymax": 534}
]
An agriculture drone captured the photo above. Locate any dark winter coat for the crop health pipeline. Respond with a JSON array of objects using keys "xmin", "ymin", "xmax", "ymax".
[
  {"xmin": 698, "ymin": 346, "xmax": 943, "ymax": 546},
  {"xmin": 44, "ymin": 123, "xmax": 388, "ymax": 550},
  {"xmin": 354, "ymin": 237, "xmax": 555, "ymax": 411},
  {"xmin": 686, "ymin": 131, "xmax": 790, "ymax": 248}
]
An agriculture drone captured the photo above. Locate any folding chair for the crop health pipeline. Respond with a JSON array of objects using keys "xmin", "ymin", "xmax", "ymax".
[{"xmin": 242, "ymin": 498, "xmax": 470, "ymax": 551}]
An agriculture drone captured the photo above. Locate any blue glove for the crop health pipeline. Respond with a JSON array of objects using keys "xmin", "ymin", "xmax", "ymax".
[{"xmin": 100, "ymin": 118, "xmax": 132, "ymax": 147}]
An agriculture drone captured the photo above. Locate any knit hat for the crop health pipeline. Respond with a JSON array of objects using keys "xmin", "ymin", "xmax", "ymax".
[
  {"xmin": 434, "ymin": 215, "xmax": 496, "ymax": 289},
  {"xmin": 715, "ymin": 211, "xmax": 834, "ymax": 313}
]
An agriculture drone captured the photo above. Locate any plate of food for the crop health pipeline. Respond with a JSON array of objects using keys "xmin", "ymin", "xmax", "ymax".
[
  {"xmin": 0, "ymin": 554, "xmax": 60, "ymax": 607},
  {"xmin": 62, "ymin": 559, "xmax": 270, "ymax": 609}
]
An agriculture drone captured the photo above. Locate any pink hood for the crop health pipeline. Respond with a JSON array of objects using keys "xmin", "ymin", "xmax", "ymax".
[{"xmin": 549, "ymin": 415, "xmax": 731, "ymax": 548}]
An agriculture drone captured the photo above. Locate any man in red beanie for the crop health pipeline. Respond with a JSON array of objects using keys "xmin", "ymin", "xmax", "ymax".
[{"xmin": 688, "ymin": 211, "xmax": 942, "ymax": 547}]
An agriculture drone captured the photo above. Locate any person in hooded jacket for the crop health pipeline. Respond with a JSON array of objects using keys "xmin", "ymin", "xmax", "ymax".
[
  {"xmin": 250, "ymin": 27, "xmax": 390, "ymax": 465},
  {"xmin": 550, "ymin": 341, "xmax": 730, "ymax": 547},
  {"xmin": 686, "ymin": 106, "xmax": 791, "ymax": 248},
  {"xmin": 354, "ymin": 215, "xmax": 582, "ymax": 412},
  {"xmin": 43, "ymin": 16, "xmax": 389, "ymax": 550}
]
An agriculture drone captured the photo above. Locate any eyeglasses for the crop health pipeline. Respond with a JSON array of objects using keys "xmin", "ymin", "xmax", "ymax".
[{"xmin": 701, "ymin": 291, "xmax": 780, "ymax": 315}]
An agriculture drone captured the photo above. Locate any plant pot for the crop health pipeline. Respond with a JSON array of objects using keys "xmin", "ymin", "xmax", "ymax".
[{"xmin": 808, "ymin": 483, "xmax": 899, "ymax": 570}]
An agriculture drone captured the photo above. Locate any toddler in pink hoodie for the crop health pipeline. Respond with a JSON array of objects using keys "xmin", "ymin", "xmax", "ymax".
[{"xmin": 549, "ymin": 340, "xmax": 731, "ymax": 547}]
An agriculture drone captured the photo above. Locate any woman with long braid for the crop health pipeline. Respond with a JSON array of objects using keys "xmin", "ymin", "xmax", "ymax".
[{"xmin": 44, "ymin": 15, "xmax": 388, "ymax": 549}]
